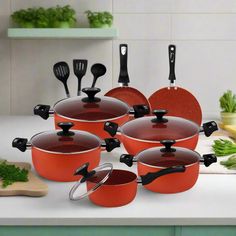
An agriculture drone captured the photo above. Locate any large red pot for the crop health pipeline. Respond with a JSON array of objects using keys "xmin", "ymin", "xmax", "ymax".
[
  {"xmin": 104, "ymin": 109, "xmax": 218, "ymax": 155},
  {"xmin": 120, "ymin": 140, "xmax": 217, "ymax": 193},
  {"xmin": 12, "ymin": 122, "xmax": 120, "ymax": 182},
  {"xmin": 69, "ymin": 162, "xmax": 185, "ymax": 207},
  {"xmin": 34, "ymin": 87, "xmax": 149, "ymax": 139}
]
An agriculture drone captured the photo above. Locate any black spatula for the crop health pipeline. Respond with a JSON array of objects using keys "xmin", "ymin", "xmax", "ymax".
[
  {"xmin": 73, "ymin": 59, "xmax": 88, "ymax": 96},
  {"xmin": 53, "ymin": 61, "xmax": 70, "ymax": 98}
]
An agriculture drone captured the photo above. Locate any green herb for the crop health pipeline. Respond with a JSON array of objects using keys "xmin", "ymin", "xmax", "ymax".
[
  {"xmin": 220, "ymin": 155, "xmax": 236, "ymax": 169},
  {"xmin": 212, "ymin": 139, "xmax": 236, "ymax": 156},
  {"xmin": 85, "ymin": 10, "xmax": 113, "ymax": 28},
  {"xmin": 0, "ymin": 161, "xmax": 29, "ymax": 188},
  {"xmin": 220, "ymin": 90, "xmax": 236, "ymax": 113},
  {"xmin": 11, "ymin": 5, "xmax": 76, "ymax": 28}
]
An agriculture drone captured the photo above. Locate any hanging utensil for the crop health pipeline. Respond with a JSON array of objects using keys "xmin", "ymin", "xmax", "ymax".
[{"xmin": 91, "ymin": 63, "xmax": 107, "ymax": 88}]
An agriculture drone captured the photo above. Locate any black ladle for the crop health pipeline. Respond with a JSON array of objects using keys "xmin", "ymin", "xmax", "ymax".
[{"xmin": 91, "ymin": 63, "xmax": 107, "ymax": 88}]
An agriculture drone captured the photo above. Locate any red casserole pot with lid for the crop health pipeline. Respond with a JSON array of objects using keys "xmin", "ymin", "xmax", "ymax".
[
  {"xmin": 120, "ymin": 140, "xmax": 217, "ymax": 193},
  {"xmin": 12, "ymin": 122, "xmax": 120, "ymax": 182},
  {"xmin": 104, "ymin": 109, "xmax": 218, "ymax": 155},
  {"xmin": 69, "ymin": 162, "xmax": 185, "ymax": 207},
  {"xmin": 34, "ymin": 87, "xmax": 149, "ymax": 139}
]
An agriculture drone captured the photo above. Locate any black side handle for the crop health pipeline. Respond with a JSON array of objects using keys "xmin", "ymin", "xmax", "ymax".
[
  {"xmin": 132, "ymin": 105, "xmax": 150, "ymax": 118},
  {"xmin": 57, "ymin": 122, "xmax": 75, "ymax": 136},
  {"xmin": 34, "ymin": 104, "xmax": 51, "ymax": 120},
  {"xmin": 12, "ymin": 138, "xmax": 28, "ymax": 152},
  {"xmin": 104, "ymin": 121, "xmax": 119, "ymax": 137},
  {"xmin": 168, "ymin": 45, "xmax": 176, "ymax": 84},
  {"xmin": 151, "ymin": 109, "xmax": 168, "ymax": 123},
  {"xmin": 140, "ymin": 166, "xmax": 186, "ymax": 185},
  {"xmin": 120, "ymin": 154, "xmax": 135, "ymax": 167},
  {"xmin": 82, "ymin": 87, "xmax": 101, "ymax": 102},
  {"xmin": 74, "ymin": 162, "xmax": 96, "ymax": 183},
  {"xmin": 160, "ymin": 140, "xmax": 176, "ymax": 152},
  {"xmin": 201, "ymin": 154, "xmax": 217, "ymax": 167},
  {"xmin": 118, "ymin": 44, "xmax": 130, "ymax": 85},
  {"xmin": 201, "ymin": 121, "xmax": 218, "ymax": 137},
  {"xmin": 103, "ymin": 138, "xmax": 121, "ymax": 152}
]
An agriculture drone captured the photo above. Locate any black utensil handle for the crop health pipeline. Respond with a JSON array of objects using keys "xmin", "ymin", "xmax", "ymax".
[
  {"xmin": 102, "ymin": 138, "xmax": 121, "ymax": 152},
  {"xmin": 104, "ymin": 121, "xmax": 119, "ymax": 137},
  {"xmin": 74, "ymin": 163, "xmax": 96, "ymax": 183},
  {"xmin": 140, "ymin": 166, "xmax": 186, "ymax": 186},
  {"xmin": 168, "ymin": 45, "xmax": 176, "ymax": 84},
  {"xmin": 200, "ymin": 154, "xmax": 217, "ymax": 167},
  {"xmin": 120, "ymin": 154, "xmax": 135, "ymax": 167},
  {"xmin": 34, "ymin": 104, "xmax": 52, "ymax": 120},
  {"xmin": 64, "ymin": 83, "xmax": 70, "ymax": 98},
  {"xmin": 118, "ymin": 44, "xmax": 130, "ymax": 85},
  {"xmin": 12, "ymin": 138, "xmax": 29, "ymax": 152},
  {"xmin": 200, "ymin": 121, "xmax": 218, "ymax": 137}
]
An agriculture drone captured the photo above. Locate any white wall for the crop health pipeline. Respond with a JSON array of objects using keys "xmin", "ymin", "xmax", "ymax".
[{"xmin": 0, "ymin": 0, "xmax": 236, "ymax": 118}]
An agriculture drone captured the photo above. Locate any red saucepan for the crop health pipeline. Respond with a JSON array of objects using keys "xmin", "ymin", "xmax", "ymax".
[
  {"xmin": 104, "ymin": 109, "xmax": 218, "ymax": 155},
  {"xmin": 69, "ymin": 162, "xmax": 185, "ymax": 207},
  {"xmin": 105, "ymin": 44, "xmax": 150, "ymax": 117},
  {"xmin": 12, "ymin": 122, "xmax": 120, "ymax": 182},
  {"xmin": 34, "ymin": 87, "xmax": 149, "ymax": 139},
  {"xmin": 148, "ymin": 45, "xmax": 202, "ymax": 125},
  {"xmin": 120, "ymin": 140, "xmax": 217, "ymax": 193}
]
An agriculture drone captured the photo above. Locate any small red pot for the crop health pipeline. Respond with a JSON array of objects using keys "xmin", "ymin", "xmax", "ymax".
[
  {"xmin": 120, "ymin": 140, "xmax": 217, "ymax": 193},
  {"xmin": 34, "ymin": 87, "xmax": 149, "ymax": 139},
  {"xmin": 69, "ymin": 162, "xmax": 185, "ymax": 207},
  {"xmin": 104, "ymin": 109, "xmax": 218, "ymax": 155},
  {"xmin": 12, "ymin": 122, "xmax": 120, "ymax": 182}
]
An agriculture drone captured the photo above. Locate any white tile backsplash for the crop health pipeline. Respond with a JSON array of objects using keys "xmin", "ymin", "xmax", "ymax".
[{"xmin": 0, "ymin": 0, "xmax": 235, "ymax": 117}]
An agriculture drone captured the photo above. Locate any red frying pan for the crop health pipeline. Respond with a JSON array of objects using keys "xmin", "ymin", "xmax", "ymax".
[
  {"xmin": 148, "ymin": 45, "xmax": 202, "ymax": 125},
  {"xmin": 105, "ymin": 44, "xmax": 150, "ymax": 112}
]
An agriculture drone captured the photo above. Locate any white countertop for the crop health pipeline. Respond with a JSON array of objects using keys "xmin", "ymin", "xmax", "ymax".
[{"xmin": 0, "ymin": 115, "xmax": 236, "ymax": 226}]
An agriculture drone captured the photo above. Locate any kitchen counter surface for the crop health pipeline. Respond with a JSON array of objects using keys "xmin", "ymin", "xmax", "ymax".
[{"xmin": 0, "ymin": 115, "xmax": 235, "ymax": 226}]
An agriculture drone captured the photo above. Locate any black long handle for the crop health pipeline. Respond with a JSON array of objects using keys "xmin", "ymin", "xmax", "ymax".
[
  {"xmin": 168, "ymin": 45, "xmax": 176, "ymax": 84},
  {"xmin": 63, "ymin": 82, "xmax": 70, "ymax": 98},
  {"xmin": 91, "ymin": 75, "xmax": 98, "ymax": 88},
  {"xmin": 140, "ymin": 166, "xmax": 186, "ymax": 185},
  {"xmin": 118, "ymin": 44, "xmax": 130, "ymax": 85}
]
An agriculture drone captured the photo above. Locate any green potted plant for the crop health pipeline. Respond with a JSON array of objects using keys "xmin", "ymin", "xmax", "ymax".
[
  {"xmin": 85, "ymin": 10, "xmax": 113, "ymax": 28},
  {"xmin": 220, "ymin": 90, "xmax": 236, "ymax": 125}
]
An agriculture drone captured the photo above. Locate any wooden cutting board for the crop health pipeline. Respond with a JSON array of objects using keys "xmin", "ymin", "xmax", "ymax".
[{"xmin": 0, "ymin": 162, "xmax": 48, "ymax": 197}]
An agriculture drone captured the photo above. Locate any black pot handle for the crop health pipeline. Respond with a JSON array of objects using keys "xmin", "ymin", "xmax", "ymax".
[
  {"xmin": 151, "ymin": 109, "xmax": 168, "ymax": 123},
  {"xmin": 130, "ymin": 105, "xmax": 150, "ymax": 118},
  {"xmin": 200, "ymin": 154, "xmax": 217, "ymax": 167},
  {"xmin": 34, "ymin": 104, "xmax": 51, "ymax": 120},
  {"xmin": 102, "ymin": 138, "xmax": 121, "ymax": 152},
  {"xmin": 57, "ymin": 122, "xmax": 75, "ymax": 136},
  {"xmin": 140, "ymin": 166, "xmax": 186, "ymax": 185},
  {"xmin": 168, "ymin": 45, "xmax": 176, "ymax": 85},
  {"xmin": 74, "ymin": 162, "xmax": 96, "ymax": 183},
  {"xmin": 120, "ymin": 154, "xmax": 136, "ymax": 167},
  {"xmin": 82, "ymin": 87, "xmax": 101, "ymax": 102},
  {"xmin": 12, "ymin": 138, "xmax": 29, "ymax": 152},
  {"xmin": 160, "ymin": 140, "xmax": 176, "ymax": 152},
  {"xmin": 118, "ymin": 44, "xmax": 130, "ymax": 86},
  {"xmin": 200, "ymin": 121, "xmax": 218, "ymax": 137},
  {"xmin": 104, "ymin": 121, "xmax": 119, "ymax": 137}
]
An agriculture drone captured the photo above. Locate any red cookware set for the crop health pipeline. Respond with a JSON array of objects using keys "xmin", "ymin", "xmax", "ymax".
[{"xmin": 12, "ymin": 44, "xmax": 218, "ymax": 207}]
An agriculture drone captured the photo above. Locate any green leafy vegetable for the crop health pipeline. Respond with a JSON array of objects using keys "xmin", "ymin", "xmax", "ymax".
[
  {"xmin": 212, "ymin": 139, "xmax": 236, "ymax": 156},
  {"xmin": 220, "ymin": 90, "xmax": 236, "ymax": 113},
  {"xmin": 0, "ymin": 161, "xmax": 29, "ymax": 188},
  {"xmin": 220, "ymin": 155, "xmax": 236, "ymax": 169},
  {"xmin": 85, "ymin": 10, "xmax": 113, "ymax": 28},
  {"xmin": 11, "ymin": 5, "xmax": 76, "ymax": 28}
]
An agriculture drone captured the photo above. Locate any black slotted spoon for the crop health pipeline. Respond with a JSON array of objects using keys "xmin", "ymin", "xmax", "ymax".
[
  {"xmin": 53, "ymin": 61, "xmax": 71, "ymax": 98},
  {"xmin": 73, "ymin": 59, "xmax": 88, "ymax": 96}
]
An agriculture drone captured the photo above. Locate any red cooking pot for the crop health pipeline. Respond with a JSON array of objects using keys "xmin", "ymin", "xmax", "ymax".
[
  {"xmin": 104, "ymin": 109, "xmax": 218, "ymax": 155},
  {"xmin": 34, "ymin": 87, "xmax": 149, "ymax": 139},
  {"xmin": 12, "ymin": 122, "xmax": 120, "ymax": 182},
  {"xmin": 69, "ymin": 162, "xmax": 185, "ymax": 207},
  {"xmin": 120, "ymin": 140, "xmax": 217, "ymax": 193}
]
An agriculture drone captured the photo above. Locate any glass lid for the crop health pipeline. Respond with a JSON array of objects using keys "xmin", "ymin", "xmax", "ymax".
[
  {"xmin": 54, "ymin": 88, "xmax": 130, "ymax": 121},
  {"xmin": 31, "ymin": 122, "xmax": 101, "ymax": 153},
  {"xmin": 69, "ymin": 162, "xmax": 113, "ymax": 201},
  {"xmin": 136, "ymin": 140, "xmax": 200, "ymax": 167},
  {"xmin": 121, "ymin": 110, "xmax": 199, "ymax": 142}
]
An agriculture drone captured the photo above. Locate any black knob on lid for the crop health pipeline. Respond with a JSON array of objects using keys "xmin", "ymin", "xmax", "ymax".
[
  {"xmin": 151, "ymin": 109, "xmax": 168, "ymax": 123},
  {"xmin": 74, "ymin": 162, "xmax": 96, "ymax": 183},
  {"xmin": 160, "ymin": 140, "xmax": 176, "ymax": 152},
  {"xmin": 57, "ymin": 122, "xmax": 75, "ymax": 136},
  {"xmin": 82, "ymin": 87, "xmax": 101, "ymax": 102}
]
